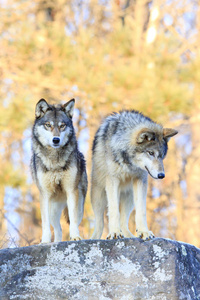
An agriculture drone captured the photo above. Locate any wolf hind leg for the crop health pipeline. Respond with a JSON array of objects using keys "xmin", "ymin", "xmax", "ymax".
[
  {"xmin": 120, "ymin": 188, "xmax": 135, "ymax": 238},
  {"xmin": 91, "ymin": 186, "xmax": 106, "ymax": 239},
  {"xmin": 77, "ymin": 177, "xmax": 87, "ymax": 226},
  {"xmin": 105, "ymin": 176, "xmax": 124, "ymax": 239},
  {"xmin": 77, "ymin": 193, "xmax": 84, "ymax": 226},
  {"xmin": 50, "ymin": 200, "xmax": 65, "ymax": 242}
]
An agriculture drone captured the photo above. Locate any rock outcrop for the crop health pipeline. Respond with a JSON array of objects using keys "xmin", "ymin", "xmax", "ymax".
[{"xmin": 0, "ymin": 238, "xmax": 200, "ymax": 299}]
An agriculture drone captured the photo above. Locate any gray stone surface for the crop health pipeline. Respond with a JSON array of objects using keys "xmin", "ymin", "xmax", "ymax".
[{"xmin": 0, "ymin": 238, "xmax": 200, "ymax": 300}]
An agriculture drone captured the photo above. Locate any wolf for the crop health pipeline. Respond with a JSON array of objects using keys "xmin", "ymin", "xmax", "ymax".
[
  {"xmin": 91, "ymin": 110, "xmax": 177, "ymax": 240},
  {"xmin": 31, "ymin": 98, "xmax": 87, "ymax": 243}
]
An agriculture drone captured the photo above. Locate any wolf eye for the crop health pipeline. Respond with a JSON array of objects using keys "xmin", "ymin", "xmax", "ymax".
[
  {"xmin": 148, "ymin": 151, "xmax": 154, "ymax": 156},
  {"xmin": 45, "ymin": 123, "xmax": 51, "ymax": 128},
  {"xmin": 60, "ymin": 124, "xmax": 66, "ymax": 129}
]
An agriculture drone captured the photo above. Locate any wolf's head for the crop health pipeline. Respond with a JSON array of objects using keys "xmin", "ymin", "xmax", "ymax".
[
  {"xmin": 33, "ymin": 98, "xmax": 75, "ymax": 149},
  {"xmin": 133, "ymin": 127, "xmax": 178, "ymax": 179}
]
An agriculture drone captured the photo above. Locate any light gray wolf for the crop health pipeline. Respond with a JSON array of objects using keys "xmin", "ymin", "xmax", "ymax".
[
  {"xmin": 91, "ymin": 110, "xmax": 177, "ymax": 240},
  {"xmin": 31, "ymin": 98, "xmax": 87, "ymax": 243}
]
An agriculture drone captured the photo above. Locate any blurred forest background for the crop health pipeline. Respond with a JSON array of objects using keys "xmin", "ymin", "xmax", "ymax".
[{"xmin": 0, "ymin": 0, "xmax": 200, "ymax": 249}]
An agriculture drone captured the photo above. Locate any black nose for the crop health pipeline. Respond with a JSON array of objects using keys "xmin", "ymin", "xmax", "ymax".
[
  {"xmin": 158, "ymin": 173, "xmax": 165, "ymax": 179},
  {"xmin": 53, "ymin": 137, "xmax": 60, "ymax": 145}
]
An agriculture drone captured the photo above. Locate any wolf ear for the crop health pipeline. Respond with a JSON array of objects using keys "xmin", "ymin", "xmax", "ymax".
[
  {"xmin": 63, "ymin": 98, "xmax": 75, "ymax": 118},
  {"xmin": 136, "ymin": 130, "xmax": 156, "ymax": 144},
  {"xmin": 35, "ymin": 99, "xmax": 49, "ymax": 119},
  {"xmin": 163, "ymin": 128, "xmax": 178, "ymax": 142}
]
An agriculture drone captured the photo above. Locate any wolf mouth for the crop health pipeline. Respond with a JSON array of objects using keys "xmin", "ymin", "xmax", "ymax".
[{"xmin": 145, "ymin": 166, "xmax": 158, "ymax": 179}]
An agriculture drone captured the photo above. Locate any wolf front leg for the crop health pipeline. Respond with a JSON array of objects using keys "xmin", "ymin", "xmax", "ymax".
[
  {"xmin": 106, "ymin": 176, "xmax": 124, "ymax": 239},
  {"xmin": 49, "ymin": 200, "xmax": 66, "ymax": 242},
  {"xmin": 119, "ymin": 188, "xmax": 135, "ymax": 238},
  {"xmin": 40, "ymin": 193, "xmax": 52, "ymax": 243},
  {"xmin": 66, "ymin": 188, "xmax": 82, "ymax": 241},
  {"xmin": 133, "ymin": 175, "xmax": 155, "ymax": 240}
]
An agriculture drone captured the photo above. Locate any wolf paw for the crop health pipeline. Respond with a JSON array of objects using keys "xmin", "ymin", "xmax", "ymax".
[
  {"xmin": 70, "ymin": 236, "xmax": 82, "ymax": 241},
  {"xmin": 136, "ymin": 230, "xmax": 155, "ymax": 241},
  {"xmin": 106, "ymin": 232, "xmax": 124, "ymax": 240}
]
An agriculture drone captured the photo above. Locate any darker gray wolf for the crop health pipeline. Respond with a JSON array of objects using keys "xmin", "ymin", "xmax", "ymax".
[
  {"xmin": 31, "ymin": 98, "xmax": 87, "ymax": 243},
  {"xmin": 91, "ymin": 110, "xmax": 177, "ymax": 240}
]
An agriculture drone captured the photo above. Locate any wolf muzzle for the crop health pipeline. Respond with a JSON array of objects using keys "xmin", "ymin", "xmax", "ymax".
[{"xmin": 145, "ymin": 166, "xmax": 165, "ymax": 179}]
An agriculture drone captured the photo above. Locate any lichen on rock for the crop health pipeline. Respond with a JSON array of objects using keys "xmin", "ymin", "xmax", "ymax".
[{"xmin": 0, "ymin": 238, "xmax": 200, "ymax": 300}]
